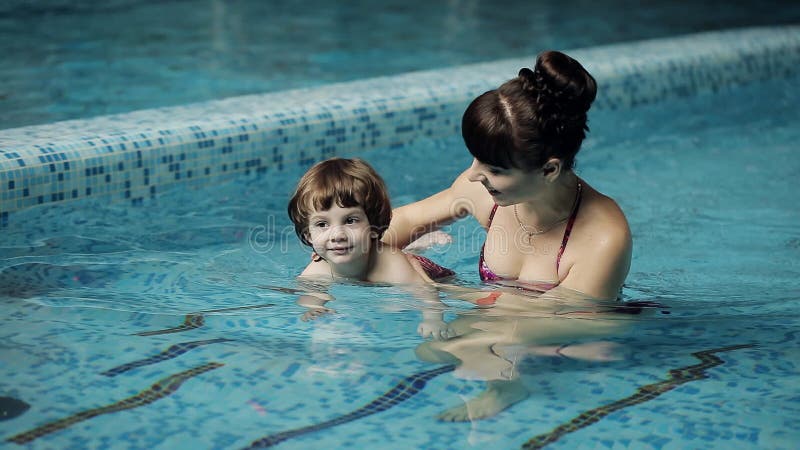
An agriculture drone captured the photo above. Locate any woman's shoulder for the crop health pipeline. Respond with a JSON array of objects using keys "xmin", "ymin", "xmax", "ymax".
[
  {"xmin": 574, "ymin": 182, "xmax": 632, "ymax": 252},
  {"xmin": 581, "ymin": 183, "xmax": 629, "ymax": 229},
  {"xmin": 559, "ymin": 182, "xmax": 632, "ymax": 298}
]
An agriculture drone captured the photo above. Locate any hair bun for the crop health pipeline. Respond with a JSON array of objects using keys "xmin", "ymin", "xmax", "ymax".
[
  {"xmin": 517, "ymin": 67, "xmax": 537, "ymax": 93},
  {"xmin": 519, "ymin": 51, "xmax": 597, "ymax": 136},
  {"xmin": 533, "ymin": 51, "xmax": 596, "ymax": 114}
]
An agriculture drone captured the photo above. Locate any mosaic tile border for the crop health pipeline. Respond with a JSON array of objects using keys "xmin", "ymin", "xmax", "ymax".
[
  {"xmin": 1, "ymin": 26, "xmax": 798, "ymax": 226},
  {"xmin": 520, "ymin": 344, "xmax": 756, "ymax": 449},
  {"xmin": 241, "ymin": 364, "xmax": 456, "ymax": 449},
  {"xmin": 6, "ymin": 362, "xmax": 223, "ymax": 444}
]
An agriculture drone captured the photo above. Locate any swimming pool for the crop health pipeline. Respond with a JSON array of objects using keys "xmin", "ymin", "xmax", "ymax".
[
  {"xmin": 2, "ymin": 42, "xmax": 799, "ymax": 449},
  {"xmin": 2, "ymin": 14, "xmax": 800, "ymax": 450},
  {"xmin": 3, "ymin": 0, "xmax": 800, "ymax": 129}
]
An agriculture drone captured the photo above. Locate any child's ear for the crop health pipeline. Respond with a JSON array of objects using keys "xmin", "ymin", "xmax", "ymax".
[{"xmin": 369, "ymin": 226, "xmax": 383, "ymax": 240}]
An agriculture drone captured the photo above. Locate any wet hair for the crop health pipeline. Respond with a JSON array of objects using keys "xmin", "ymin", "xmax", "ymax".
[
  {"xmin": 287, "ymin": 158, "xmax": 392, "ymax": 246},
  {"xmin": 462, "ymin": 50, "xmax": 597, "ymax": 171}
]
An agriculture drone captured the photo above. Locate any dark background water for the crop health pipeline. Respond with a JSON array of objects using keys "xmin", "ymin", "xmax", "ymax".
[{"xmin": 1, "ymin": 0, "xmax": 799, "ymax": 129}]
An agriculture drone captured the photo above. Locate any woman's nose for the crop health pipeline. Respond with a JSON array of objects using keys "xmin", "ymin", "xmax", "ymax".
[{"xmin": 467, "ymin": 159, "xmax": 485, "ymax": 182}]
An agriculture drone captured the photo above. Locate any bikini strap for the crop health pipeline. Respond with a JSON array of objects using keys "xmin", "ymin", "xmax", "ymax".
[
  {"xmin": 478, "ymin": 204, "xmax": 500, "ymax": 274},
  {"xmin": 486, "ymin": 203, "xmax": 499, "ymax": 226},
  {"xmin": 555, "ymin": 183, "xmax": 583, "ymax": 274}
]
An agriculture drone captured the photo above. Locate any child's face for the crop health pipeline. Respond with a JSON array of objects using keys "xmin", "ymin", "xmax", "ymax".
[{"xmin": 306, "ymin": 204, "xmax": 373, "ymax": 265}]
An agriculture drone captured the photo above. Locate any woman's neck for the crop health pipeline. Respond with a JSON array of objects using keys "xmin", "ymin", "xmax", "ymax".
[{"xmin": 516, "ymin": 171, "xmax": 581, "ymax": 229}]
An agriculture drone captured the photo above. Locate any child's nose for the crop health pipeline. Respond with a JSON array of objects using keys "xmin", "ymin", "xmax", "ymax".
[{"xmin": 329, "ymin": 225, "xmax": 348, "ymax": 241}]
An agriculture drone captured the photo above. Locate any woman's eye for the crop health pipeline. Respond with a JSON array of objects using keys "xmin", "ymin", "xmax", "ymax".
[{"xmin": 489, "ymin": 167, "xmax": 504, "ymax": 175}]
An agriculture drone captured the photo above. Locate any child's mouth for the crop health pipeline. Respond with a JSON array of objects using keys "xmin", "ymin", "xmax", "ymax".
[{"xmin": 329, "ymin": 245, "xmax": 353, "ymax": 254}]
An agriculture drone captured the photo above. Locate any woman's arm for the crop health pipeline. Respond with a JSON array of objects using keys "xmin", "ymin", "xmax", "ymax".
[{"xmin": 383, "ymin": 169, "xmax": 491, "ymax": 249}]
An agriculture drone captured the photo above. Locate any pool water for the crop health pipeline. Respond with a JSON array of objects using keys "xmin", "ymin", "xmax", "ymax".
[
  {"xmin": 1, "ymin": 71, "xmax": 798, "ymax": 449},
  {"xmin": 2, "ymin": 0, "xmax": 800, "ymax": 129}
]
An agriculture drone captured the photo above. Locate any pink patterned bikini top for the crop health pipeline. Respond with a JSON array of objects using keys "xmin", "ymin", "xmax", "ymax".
[
  {"xmin": 478, "ymin": 185, "xmax": 583, "ymax": 291},
  {"xmin": 409, "ymin": 254, "xmax": 455, "ymax": 280}
]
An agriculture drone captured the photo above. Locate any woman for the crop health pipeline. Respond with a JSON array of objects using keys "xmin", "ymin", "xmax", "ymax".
[
  {"xmin": 385, "ymin": 51, "xmax": 633, "ymax": 422},
  {"xmin": 385, "ymin": 50, "xmax": 631, "ymax": 300}
]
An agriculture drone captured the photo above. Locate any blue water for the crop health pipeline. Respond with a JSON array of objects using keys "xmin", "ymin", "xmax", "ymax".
[
  {"xmin": 2, "ymin": 0, "xmax": 800, "ymax": 130},
  {"xmin": 1, "ymin": 74, "xmax": 798, "ymax": 448}
]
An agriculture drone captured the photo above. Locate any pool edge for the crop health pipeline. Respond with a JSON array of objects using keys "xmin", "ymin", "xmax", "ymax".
[{"xmin": 1, "ymin": 25, "xmax": 799, "ymax": 226}]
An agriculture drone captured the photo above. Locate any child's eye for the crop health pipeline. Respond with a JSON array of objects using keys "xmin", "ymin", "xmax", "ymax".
[
  {"xmin": 313, "ymin": 221, "xmax": 328, "ymax": 228},
  {"xmin": 345, "ymin": 216, "xmax": 360, "ymax": 224}
]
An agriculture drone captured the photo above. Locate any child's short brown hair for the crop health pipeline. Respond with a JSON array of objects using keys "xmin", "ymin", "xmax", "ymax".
[{"xmin": 288, "ymin": 158, "xmax": 392, "ymax": 246}]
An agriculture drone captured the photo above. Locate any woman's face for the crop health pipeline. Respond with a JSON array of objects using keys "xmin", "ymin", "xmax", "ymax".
[{"xmin": 466, "ymin": 158, "xmax": 545, "ymax": 206}]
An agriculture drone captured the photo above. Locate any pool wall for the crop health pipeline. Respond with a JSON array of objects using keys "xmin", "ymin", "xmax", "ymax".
[{"xmin": 1, "ymin": 26, "xmax": 798, "ymax": 227}]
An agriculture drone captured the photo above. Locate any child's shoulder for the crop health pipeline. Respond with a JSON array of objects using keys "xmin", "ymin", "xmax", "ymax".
[
  {"xmin": 369, "ymin": 244, "xmax": 427, "ymax": 284},
  {"xmin": 300, "ymin": 257, "xmax": 332, "ymax": 279}
]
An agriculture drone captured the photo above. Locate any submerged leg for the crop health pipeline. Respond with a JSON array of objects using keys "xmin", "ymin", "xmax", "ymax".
[
  {"xmin": 437, "ymin": 379, "xmax": 529, "ymax": 422},
  {"xmin": 494, "ymin": 341, "xmax": 624, "ymax": 362},
  {"xmin": 417, "ymin": 327, "xmax": 516, "ymax": 381}
]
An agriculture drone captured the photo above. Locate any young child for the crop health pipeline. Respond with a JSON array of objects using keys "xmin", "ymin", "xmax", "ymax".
[{"xmin": 287, "ymin": 157, "xmax": 455, "ymax": 336}]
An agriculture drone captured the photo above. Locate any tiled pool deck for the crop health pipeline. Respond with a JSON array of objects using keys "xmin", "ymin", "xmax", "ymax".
[{"xmin": 1, "ymin": 26, "xmax": 799, "ymax": 227}]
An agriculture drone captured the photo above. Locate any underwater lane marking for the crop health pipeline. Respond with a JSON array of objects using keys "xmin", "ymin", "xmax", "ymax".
[
  {"xmin": 241, "ymin": 364, "xmax": 456, "ymax": 449},
  {"xmin": 520, "ymin": 343, "xmax": 755, "ymax": 450},
  {"xmin": 6, "ymin": 362, "xmax": 223, "ymax": 445},
  {"xmin": 195, "ymin": 303, "xmax": 277, "ymax": 315},
  {"xmin": 101, "ymin": 338, "xmax": 231, "ymax": 376},
  {"xmin": 134, "ymin": 302, "xmax": 275, "ymax": 336},
  {"xmin": 135, "ymin": 314, "xmax": 205, "ymax": 336}
]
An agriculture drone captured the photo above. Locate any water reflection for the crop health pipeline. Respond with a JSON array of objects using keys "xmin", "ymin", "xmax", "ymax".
[{"xmin": 416, "ymin": 286, "xmax": 651, "ymax": 421}]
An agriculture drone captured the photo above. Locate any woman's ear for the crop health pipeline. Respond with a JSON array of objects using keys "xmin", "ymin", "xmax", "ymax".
[{"xmin": 542, "ymin": 158, "xmax": 562, "ymax": 181}]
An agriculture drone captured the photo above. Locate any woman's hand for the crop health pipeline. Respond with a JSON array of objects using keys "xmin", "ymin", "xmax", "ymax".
[
  {"xmin": 402, "ymin": 230, "xmax": 453, "ymax": 254},
  {"xmin": 384, "ymin": 169, "xmax": 491, "ymax": 249}
]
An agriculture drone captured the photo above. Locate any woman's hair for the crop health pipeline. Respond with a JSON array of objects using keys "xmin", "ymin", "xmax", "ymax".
[
  {"xmin": 462, "ymin": 50, "xmax": 597, "ymax": 171},
  {"xmin": 287, "ymin": 157, "xmax": 392, "ymax": 246}
]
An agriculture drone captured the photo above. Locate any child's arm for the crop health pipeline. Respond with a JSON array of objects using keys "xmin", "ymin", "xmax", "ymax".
[
  {"xmin": 400, "ymin": 254, "xmax": 450, "ymax": 338},
  {"xmin": 256, "ymin": 279, "xmax": 335, "ymax": 321},
  {"xmin": 393, "ymin": 252, "xmax": 459, "ymax": 340},
  {"xmin": 296, "ymin": 291, "xmax": 335, "ymax": 321},
  {"xmin": 414, "ymin": 288, "xmax": 456, "ymax": 340},
  {"xmin": 296, "ymin": 260, "xmax": 335, "ymax": 320},
  {"xmin": 361, "ymin": 246, "xmax": 454, "ymax": 339}
]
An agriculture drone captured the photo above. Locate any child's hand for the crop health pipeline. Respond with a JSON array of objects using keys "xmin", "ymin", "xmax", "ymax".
[
  {"xmin": 417, "ymin": 319, "xmax": 456, "ymax": 340},
  {"xmin": 301, "ymin": 307, "xmax": 336, "ymax": 322}
]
